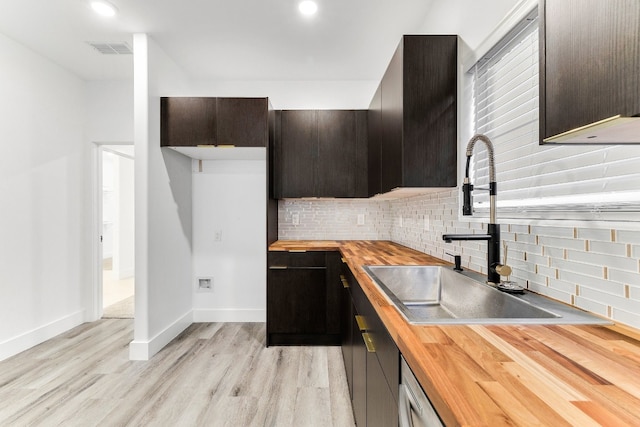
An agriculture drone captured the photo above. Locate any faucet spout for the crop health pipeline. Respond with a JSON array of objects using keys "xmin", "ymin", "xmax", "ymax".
[{"xmin": 442, "ymin": 233, "xmax": 491, "ymax": 243}]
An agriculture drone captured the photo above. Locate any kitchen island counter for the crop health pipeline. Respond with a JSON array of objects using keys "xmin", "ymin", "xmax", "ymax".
[{"xmin": 270, "ymin": 240, "xmax": 640, "ymax": 426}]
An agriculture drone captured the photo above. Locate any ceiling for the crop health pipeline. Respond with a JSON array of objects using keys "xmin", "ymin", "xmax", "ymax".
[{"xmin": 0, "ymin": 0, "xmax": 435, "ymax": 82}]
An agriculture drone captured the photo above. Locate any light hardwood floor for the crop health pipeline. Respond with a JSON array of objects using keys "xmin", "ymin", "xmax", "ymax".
[{"xmin": 0, "ymin": 321, "xmax": 355, "ymax": 427}]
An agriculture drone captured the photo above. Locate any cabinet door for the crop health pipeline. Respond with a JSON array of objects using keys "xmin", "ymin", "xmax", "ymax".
[
  {"xmin": 352, "ymin": 312, "xmax": 367, "ymax": 427},
  {"xmin": 216, "ymin": 98, "xmax": 268, "ymax": 147},
  {"xmin": 367, "ymin": 303, "xmax": 400, "ymax": 402},
  {"xmin": 402, "ymin": 35, "xmax": 457, "ymax": 187},
  {"xmin": 540, "ymin": 0, "xmax": 640, "ymax": 141},
  {"xmin": 277, "ymin": 110, "xmax": 317, "ymax": 198},
  {"xmin": 317, "ymin": 111, "xmax": 358, "ymax": 197},
  {"xmin": 367, "ymin": 353, "xmax": 399, "ymax": 427},
  {"xmin": 160, "ymin": 97, "xmax": 217, "ymax": 147},
  {"xmin": 267, "ymin": 268, "xmax": 327, "ymax": 334}
]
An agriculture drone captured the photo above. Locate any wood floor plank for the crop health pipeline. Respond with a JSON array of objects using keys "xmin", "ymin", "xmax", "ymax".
[{"xmin": 0, "ymin": 320, "xmax": 353, "ymax": 427}]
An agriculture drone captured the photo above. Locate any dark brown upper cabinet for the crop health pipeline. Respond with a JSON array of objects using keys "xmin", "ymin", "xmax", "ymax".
[
  {"xmin": 369, "ymin": 35, "xmax": 458, "ymax": 195},
  {"xmin": 540, "ymin": 0, "xmax": 640, "ymax": 144},
  {"xmin": 160, "ymin": 97, "xmax": 269, "ymax": 147},
  {"xmin": 274, "ymin": 110, "xmax": 368, "ymax": 199}
]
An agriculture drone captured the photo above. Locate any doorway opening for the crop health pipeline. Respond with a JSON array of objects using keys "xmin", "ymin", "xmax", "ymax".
[{"xmin": 100, "ymin": 145, "xmax": 134, "ymax": 319}]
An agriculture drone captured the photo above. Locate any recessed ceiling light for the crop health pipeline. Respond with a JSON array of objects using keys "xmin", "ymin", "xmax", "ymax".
[
  {"xmin": 298, "ymin": 0, "xmax": 318, "ymax": 16},
  {"xmin": 90, "ymin": 0, "xmax": 118, "ymax": 17}
]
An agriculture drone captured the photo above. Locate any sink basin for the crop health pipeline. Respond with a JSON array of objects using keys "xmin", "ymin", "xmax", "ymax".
[{"xmin": 363, "ymin": 265, "xmax": 610, "ymax": 325}]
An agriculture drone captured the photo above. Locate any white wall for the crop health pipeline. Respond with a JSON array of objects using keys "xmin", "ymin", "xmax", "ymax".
[
  {"xmin": 130, "ymin": 34, "xmax": 193, "ymax": 360},
  {"xmin": 191, "ymin": 79, "xmax": 378, "ymax": 110},
  {"xmin": 86, "ymin": 80, "xmax": 134, "ymax": 143},
  {"xmin": 192, "ymin": 159, "xmax": 266, "ymax": 321},
  {"xmin": 0, "ymin": 32, "xmax": 89, "ymax": 360}
]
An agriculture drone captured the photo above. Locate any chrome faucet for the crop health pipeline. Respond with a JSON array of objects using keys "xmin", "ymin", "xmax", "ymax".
[{"xmin": 442, "ymin": 134, "xmax": 511, "ymax": 285}]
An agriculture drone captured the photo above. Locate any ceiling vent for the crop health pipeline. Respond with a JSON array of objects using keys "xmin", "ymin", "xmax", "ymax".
[{"xmin": 87, "ymin": 42, "xmax": 132, "ymax": 55}]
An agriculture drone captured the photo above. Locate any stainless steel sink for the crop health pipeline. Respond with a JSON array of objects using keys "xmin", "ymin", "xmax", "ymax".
[{"xmin": 363, "ymin": 265, "xmax": 610, "ymax": 325}]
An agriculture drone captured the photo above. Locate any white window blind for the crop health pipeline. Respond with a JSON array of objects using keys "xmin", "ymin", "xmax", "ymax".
[{"xmin": 468, "ymin": 9, "xmax": 640, "ymax": 220}]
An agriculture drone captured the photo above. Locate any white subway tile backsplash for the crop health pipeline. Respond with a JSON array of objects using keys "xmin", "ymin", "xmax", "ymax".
[
  {"xmin": 617, "ymin": 230, "xmax": 640, "ymax": 244},
  {"xmin": 550, "ymin": 258, "xmax": 603, "ymax": 278},
  {"xmin": 578, "ymin": 286, "xmax": 632, "ymax": 311},
  {"xmin": 529, "ymin": 282, "xmax": 572, "ymax": 304},
  {"xmin": 524, "ymin": 252, "xmax": 549, "ymax": 267},
  {"xmin": 535, "ymin": 264, "xmax": 557, "ymax": 279},
  {"xmin": 574, "ymin": 296, "xmax": 608, "ymax": 317},
  {"xmin": 537, "ymin": 235, "xmax": 586, "ymax": 251},
  {"xmin": 560, "ymin": 270, "xmax": 617, "ymax": 290},
  {"xmin": 608, "ymin": 269, "xmax": 640, "ymax": 286},
  {"xmin": 611, "ymin": 308, "xmax": 640, "ymax": 329},
  {"xmin": 588, "ymin": 240, "xmax": 628, "ymax": 257},
  {"xmin": 547, "ymin": 277, "xmax": 579, "ymax": 294},
  {"xmin": 566, "ymin": 250, "xmax": 637, "ymax": 272},
  {"xmin": 277, "ymin": 188, "xmax": 640, "ymax": 328},
  {"xmin": 577, "ymin": 228, "xmax": 614, "ymax": 242},
  {"xmin": 542, "ymin": 246, "xmax": 565, "ymax": 259},
  {"xmin": 530, "ymin": 225, "xmax": 574, "ymax": 238}
]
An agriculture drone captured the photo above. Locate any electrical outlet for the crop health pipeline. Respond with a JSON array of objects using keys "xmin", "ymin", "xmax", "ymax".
[
  {"xmin": 399, "ymin": 216, "xmax": 403, "ymax": 228},
  {"xmin": 197, "ymin": 277, "xmax": 213, "ymax": 292},
  {"xmin": 357, "ymin": 213, "xmax": 365, "ymax": 226},
  {"xmin": 292, "ymin": 212, "xmax": 300, "ymax": 225},
  {"xmin": 424, "ymin": 217, "xmax": 430, "ymax": 231},
  {"xmin": 214, "ymin": 230, "xmax": 222, "ymax": 242}
]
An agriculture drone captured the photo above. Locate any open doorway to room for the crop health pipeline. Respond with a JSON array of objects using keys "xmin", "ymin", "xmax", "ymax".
[{"xmin": 100, "ymin": 145, "xmax": 135, "ymax": 319}]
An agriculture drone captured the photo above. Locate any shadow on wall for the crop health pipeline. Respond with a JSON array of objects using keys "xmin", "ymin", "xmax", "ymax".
[{"xmin": 161, "ymin": 147, "xmax": 193, "ymax": 248}]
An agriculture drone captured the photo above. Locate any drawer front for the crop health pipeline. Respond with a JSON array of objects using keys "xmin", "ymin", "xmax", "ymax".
[{"xmin": 268, "ymin": 251, "xmax": 327, "ymax": 268}]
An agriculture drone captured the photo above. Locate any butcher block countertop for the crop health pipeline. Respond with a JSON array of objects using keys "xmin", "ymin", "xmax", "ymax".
[{"xmin": 269, "ymin": 240, "xmax": 640, "ymax": 426}]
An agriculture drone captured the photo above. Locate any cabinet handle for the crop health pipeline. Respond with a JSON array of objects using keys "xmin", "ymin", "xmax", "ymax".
[
  {"xmin": 288, "ymin": 249, "xmax": 307, "ymax": 253},
  {"xmin": 340, "ymin": 274, "xmax": 349, "ymax": 288},
  {"xmin": 268, "ymin": 266, "xmax": 288, "ymax": 270},
  {"xmin": 362, "ymin": 333, "xmax": 375, "ymax": 353},
  {"xmin": 341, "ymin": 257, "xmax": 346, "ymax": 263},
  {"xmin": 355, "ymin": 315, "xmax": 368, "ymax": 331}
]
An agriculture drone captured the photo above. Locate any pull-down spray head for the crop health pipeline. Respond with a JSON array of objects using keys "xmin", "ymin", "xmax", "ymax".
[{"xmin": 463, "ymin": 134, "xmax": 497, "ymax": 222}]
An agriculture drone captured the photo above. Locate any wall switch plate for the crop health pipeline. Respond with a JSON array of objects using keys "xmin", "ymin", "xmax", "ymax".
[
  {"xmin": 399, "ymin": 216, "xmax": 403, "ymax": 228},
  {"xmin": 197, "ymin": 277, "xmax": 213, "ymax": 292},
  {"xmin": 292, "ymin": 212, "xmax": 300, "ymax": 225},
  {"xmin": 357, "ymin": 213, "xmax": 365, "ymax": 226}
]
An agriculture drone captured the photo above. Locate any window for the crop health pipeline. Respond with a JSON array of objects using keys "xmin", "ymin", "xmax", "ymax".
[{"xmin": 467, "ymin": 8, "xmax": 640, "ymax": 221}]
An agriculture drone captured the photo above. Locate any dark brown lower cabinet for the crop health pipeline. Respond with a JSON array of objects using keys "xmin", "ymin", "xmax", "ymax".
[
  {"xmin": 342, "ymin": 263, "xmax": 399, "ymax": 426},
  {"xmin": 267, "ymin": 251, "xmax": 341, "ymax": 346}
]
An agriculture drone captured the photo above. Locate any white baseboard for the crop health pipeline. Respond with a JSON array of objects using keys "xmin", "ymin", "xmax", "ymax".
[
  {"xmin": 129, "ymin": 310, "xmax": 193, "ymax": 361},
  {"xmin": 0, "ymin": 310, "xmax": 85, "ymax": 362},
  {"xmin": 192, "ymin": 308, "xmax": 266, "ymax": 323}
]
